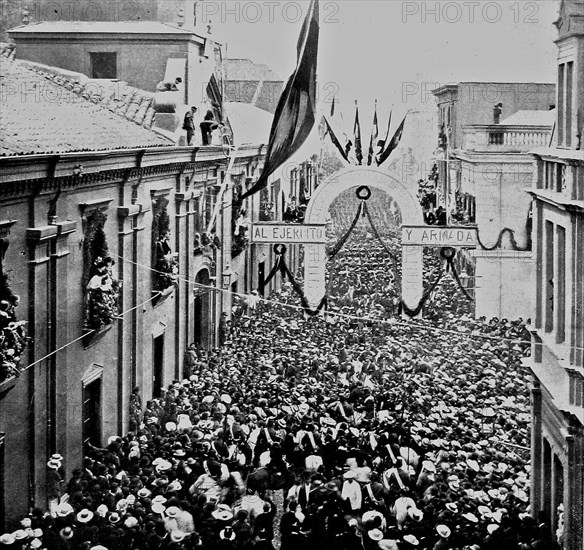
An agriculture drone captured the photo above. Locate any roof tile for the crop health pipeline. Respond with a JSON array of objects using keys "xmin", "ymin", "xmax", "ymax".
[{"xmin": 1, "ymin": 58, "xmax": 173, "ymax": 155}]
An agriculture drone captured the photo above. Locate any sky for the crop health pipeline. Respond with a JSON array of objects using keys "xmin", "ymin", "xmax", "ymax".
[{"xmin": 207, "ymin": 0, "xmax": 560, "ymax": 123}]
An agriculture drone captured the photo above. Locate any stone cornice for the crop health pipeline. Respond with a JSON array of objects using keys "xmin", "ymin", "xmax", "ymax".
[
  {"xmin": 0, "ymin": 220, "xmax": 18, "ymax": 238},
  {"xmin": 0, "ymin": 144, "xmax": 265, "ymax": 188},
  {"xmin": 26, "ymin": 224, "xmax": 59, "ymax": 243},
  {"xmin": 79, "ymin": 198, "xmax": 114, "ymax": 217}
]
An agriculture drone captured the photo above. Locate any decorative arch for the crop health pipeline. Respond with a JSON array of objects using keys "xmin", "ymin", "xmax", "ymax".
[{"xmin": 303, "ymin": 167, "xmax": 424, "ymax": 310}]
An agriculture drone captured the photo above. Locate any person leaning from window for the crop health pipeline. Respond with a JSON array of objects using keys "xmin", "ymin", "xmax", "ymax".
[
  {"xmin": 183, "ymin": 106, "xmax": 198, "ymax": 146},
  {"xmin": 200, "ymin": 109, "xmax": 219, "ymax": 146}
]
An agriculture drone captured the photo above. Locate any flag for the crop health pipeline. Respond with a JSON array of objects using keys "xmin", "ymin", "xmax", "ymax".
[
  {"xmin": 377, "ymin": 108, "xmax": 392, "ymax": 149},
  {"xmin": 367, "ymin": 100, "xmax": 379, "ymax": 166},
  {"xmin": 376, "ymin": 115, "xmax": 406, "ymax": 167},
  {"xmin": 330, "ymin": 96, "xmax": 335, "ymax": 118},
  {"xmin": 323, "ymin": 116, "xmax": 349, "ymax": 162},
  {"xmin": 241, "ymin": 0, "xmax": 319, "ymax": 200},
  {"xmin": 318, "ymin": 115, "xmax": 328, "ymax": 141},
  {"xmin": 207, "ymin": 73, "xmax": 233, "ymax": 142},
  {"xmin": 353, "ymin": 100, "xmax": 363, "ymax": 165}
]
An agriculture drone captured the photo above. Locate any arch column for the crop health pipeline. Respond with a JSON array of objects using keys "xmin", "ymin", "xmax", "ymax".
[
  {"xmin": 401, "ymin": 245, "xmax": 424, "ymax": 310},
  {"xmin": 303, "ymin": 168, "xmax": 424, "ymax": 311},
  {"xmin": 303, "ymin": 243, "xmax": 326, "ymax": 307}
]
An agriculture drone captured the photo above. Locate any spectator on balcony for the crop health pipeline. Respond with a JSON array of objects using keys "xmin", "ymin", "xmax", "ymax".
[
  {"xmin": 435, "ymin": 206, "xmax": 447, "ymax": 226},
  {"xmin": 493, "ymin": 103, "xmax": 503, "ymax": 124}
]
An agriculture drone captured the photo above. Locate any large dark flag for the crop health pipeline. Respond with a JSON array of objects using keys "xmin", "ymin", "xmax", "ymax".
[
  {"xmin": 323, "ymin": 116, "xmax": 350, "ymax": 162},
  {"xmin": 241, "ymin": 0, "xmax": 319, "ymax": 199},
  {"xmin": 377, "ymin": 115, "xmax": 406, "ymax": 167},
  {"xmin": 367, "ymin": 100, "xmax": 379, "ymax": 166},
  {"xmin": 353, "ymin": 101, "xmax": 363, "ymax": 165}
]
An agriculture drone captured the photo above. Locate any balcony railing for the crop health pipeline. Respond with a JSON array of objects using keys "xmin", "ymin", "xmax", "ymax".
[{"xmin": 462, "ymin": 124, "xmax": 552, "ymax": 152}]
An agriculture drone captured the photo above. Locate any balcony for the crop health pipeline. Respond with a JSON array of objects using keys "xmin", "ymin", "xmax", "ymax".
[{"xmin": 462, "ymin": 124, "xmax": 552, "ymax": 153}]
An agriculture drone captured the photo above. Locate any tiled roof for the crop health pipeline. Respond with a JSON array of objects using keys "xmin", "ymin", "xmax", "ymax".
[
  {"xmin": 1, "ymin": 58, "xmax": 173, "ymax": 156},
  {"xmin": 499, "ymin": 109, "xmax": 556, "ymax": 127},
  {"xmin": 8, "ymin": 21, "xmax": 197, "ymax": 36},
  {"xmin": 224, "ymin": 58, "xmax": 282, "ymax": 82}
]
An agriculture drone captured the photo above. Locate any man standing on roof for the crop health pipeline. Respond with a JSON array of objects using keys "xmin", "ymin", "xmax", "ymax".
[
  {"xmin": 183, "ymin": 106, "xmax": 198, "ymax": 146},
  {"xmin": 200, "ymin": 109, "xmax": 219, "ymax": 146}
]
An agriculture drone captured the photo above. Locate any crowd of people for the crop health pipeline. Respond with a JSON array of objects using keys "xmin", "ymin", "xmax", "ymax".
[{"xmin": 1, "ymin": 205, "xmax": 555, "ymax": 550}]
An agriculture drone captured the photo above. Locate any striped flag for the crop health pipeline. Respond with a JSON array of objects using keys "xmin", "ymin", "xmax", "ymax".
[
  {"xmin": 241, "ymin": 0, "xmax": 319, "ymax": 199},
  {"xmin": 377, "ymin": 115, "xmax": 406, "ymax": 167},
  {"xmin": 367, "ymin": 100, "xmax": 379, "ymax": 166},
  {"xmin": 323, "ymin": 116, "xmax": 349, "ymax": 162},
  {"xmin": 353, "ymin": 100, "xmax": 363, "ymax": 165}
]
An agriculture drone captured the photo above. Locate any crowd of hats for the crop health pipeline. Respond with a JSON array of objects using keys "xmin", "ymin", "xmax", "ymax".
[{"xmin": 1, "ymin": 223, "xmax": 554, "ymax": 549}]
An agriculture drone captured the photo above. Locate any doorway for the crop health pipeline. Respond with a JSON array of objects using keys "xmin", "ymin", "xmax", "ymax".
[
  {"xmin": 258, "ymin": 261, "xmax": 265, "ymax": 296},
  {"xmin": 82, "ymin": 379, "xmax": 102, "ymax": 452},
  {"xmin": 194, "ymin": 269, "xmax": 210, "ymax": 348},
  {"xmin": 152, "ymin": 334, "xmax": 164, "ymax": 398}
]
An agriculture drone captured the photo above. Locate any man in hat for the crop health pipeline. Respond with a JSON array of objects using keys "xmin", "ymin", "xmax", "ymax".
[
  {"xmin": 341, "ymin": 470, "xmax": 362, "ymax": 513},
  {"xmin": 46, "ymin": 458, "xmax": 63, "ymax": 517},
  {"xmin": 183, "ymin": 106, "xmax": 199, "ymax": 146}
]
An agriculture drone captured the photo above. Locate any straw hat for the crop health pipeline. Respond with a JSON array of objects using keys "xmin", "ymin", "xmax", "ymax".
[
  {"xmin": 76, "ymin": 509, "xmax": 94, "ymax": 523},
  {"xmin": 367, "ymin": 529, "xmax": 383, "ymax": 541},
  {"xmin": 436, "ymin": 524, "xmax": 451, "ymax": 538}
]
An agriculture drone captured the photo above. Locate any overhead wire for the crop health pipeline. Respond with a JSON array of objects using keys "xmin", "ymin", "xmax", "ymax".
[{"xmin": 13, "ymin": 226, "xmax": 579, "ymax": 376}]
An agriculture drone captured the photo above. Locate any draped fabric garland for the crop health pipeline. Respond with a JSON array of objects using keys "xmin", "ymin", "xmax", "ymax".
[
  {"xmin": 262, "ymin": 188, "xmax": 479, "ymax": 316},
  {"xmin": 398, "ymin": 248, "xmax": 475, "ymax": 317},
  {"xmin": 261, "ymin": 245, "xmax": 327, "ymax": 316},
  {"xmin": 474, "ymin": 205, "xmax": 532, "ymax": 252},
  {"xmin": 476, "ymin": 226, "xmax": 532, "ymax": 252},
  {"xmin": 362, "ymin": 202, "xmax": 401, "ymax": 291},
  {"xmin": 326, "ymin": 201, "xmax": 364, "ymax": 259}
]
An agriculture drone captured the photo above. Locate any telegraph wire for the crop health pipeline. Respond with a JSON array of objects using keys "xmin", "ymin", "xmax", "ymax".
[
  {"xmin": 112, "ymin": 254, "xmax": 543, "ymax": 351},
  {"xmin": 14, "ymin": 246, "xmax": 579, "ymax": 377},
  {"xmin": 16, "ymin": 292, "xmax": 163, "ymax": 375}
]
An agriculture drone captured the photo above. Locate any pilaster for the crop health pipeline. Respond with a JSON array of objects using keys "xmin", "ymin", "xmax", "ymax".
[
  {"xmin": 117, "ymin": 202, "xmax": 148, "ymax": 433},
  {"xmin": 530, "ymin": 379, "xmax": 543, "ymax": 517},
  {"xmin": 51, "ymin": 220, "xmax": 76, "ymax": 477},
  {"xmin": 26, "ymin": 223, "xmax": 58, "ymax": 509},
  {"xmin": 175, "ymin": 188, "xmax": 192, "ymax": 379}
]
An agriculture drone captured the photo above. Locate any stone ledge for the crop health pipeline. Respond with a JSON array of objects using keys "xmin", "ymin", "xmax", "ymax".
[
  {"xmin": 26, "ymin": 225, "xmax": 59, "ymax": 243},
  {"xmin": 79, "ymin": 198, "xmax": 114, "ymax": 217},
  {"xmin": 56, "ymin": 220, "xmax": 77, "ymax": 236}
]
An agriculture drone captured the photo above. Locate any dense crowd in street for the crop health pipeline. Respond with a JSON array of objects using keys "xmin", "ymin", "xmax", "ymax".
[{"xmin": 1, "ymin": 205, "xmax": 555, "ymax": 550}]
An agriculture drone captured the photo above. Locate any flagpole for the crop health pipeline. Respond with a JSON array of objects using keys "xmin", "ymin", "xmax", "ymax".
[{"xmin": 206, "ymin": 144, "xmax": 240, "ymax": 236}]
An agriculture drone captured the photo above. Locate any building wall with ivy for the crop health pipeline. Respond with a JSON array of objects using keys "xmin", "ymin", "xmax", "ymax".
[{"xmin": 0, "ymin": 144, "xmax": 265, "ymax": 530}]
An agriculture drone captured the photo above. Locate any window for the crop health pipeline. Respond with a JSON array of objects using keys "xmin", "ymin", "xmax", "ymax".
[
  {"xmin": 152, "ymin": 334, "xmax": 164, "ymax": 399},
  {"xmin": 82, "ymin": 379, "xmax": 102, "ymax": 451},
  {"xmin": 566, "ymin": 62, "xmax": 573, "ymax": 147},
  {"xmin": 90, "ymin": 52, "xmax": 117, "ymax": 79},
  {"xmin": 558, "ymin": 64, "xmax": 565, "ymax": 146},
  {"xmin": 556, "ymin": 225, "xmax": 566, "ymax": 343},
  {"xmin": 544, "ymin": 220, "xmax": 554, "ymax": 333}
]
